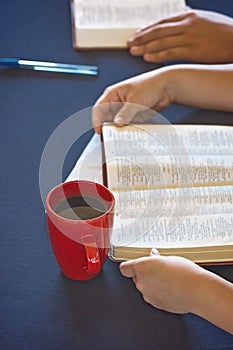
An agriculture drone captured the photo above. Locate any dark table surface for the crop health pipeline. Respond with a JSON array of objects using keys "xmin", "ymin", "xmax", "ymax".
[{"xmin": 0, "ymin": 1, "xmax": 233, "ymax": 349}]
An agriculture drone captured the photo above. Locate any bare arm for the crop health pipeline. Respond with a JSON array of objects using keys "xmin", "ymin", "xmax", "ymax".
[
  {"xmin": 120, "ymin": 251, "xmax": 233, "ymax": 334},
  {"xmin": 166, "ymin": 64, "xmax": 233, "ymax": 112}
]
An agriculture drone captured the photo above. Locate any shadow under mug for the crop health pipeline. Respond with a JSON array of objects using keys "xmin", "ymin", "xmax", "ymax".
[{"xmin": 46, "ymin": 180, "xmax": 115, "ymax": 281}]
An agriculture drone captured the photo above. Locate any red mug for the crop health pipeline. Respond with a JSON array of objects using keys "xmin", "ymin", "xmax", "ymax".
[{"xmin": 46, "ymin": 180, "xmax": 115, "ymax": 281}]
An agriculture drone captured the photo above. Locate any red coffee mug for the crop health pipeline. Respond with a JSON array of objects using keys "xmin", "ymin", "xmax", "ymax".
[{"xmin": 46, "ymin": 180, "xmax": 115, "ymax": 281}]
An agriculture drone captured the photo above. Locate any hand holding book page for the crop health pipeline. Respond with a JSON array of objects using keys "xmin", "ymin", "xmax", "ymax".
[
  {"xmin": 92, "ymin": 64, "xmax": 233, "ymax": 264},
  {"xmin": 70, "ymin": 0, "xmax": 185, "ymax": 49},
  {"xmin": 92, "ymin": 64, "xmax": 233, "ymax": 134}
]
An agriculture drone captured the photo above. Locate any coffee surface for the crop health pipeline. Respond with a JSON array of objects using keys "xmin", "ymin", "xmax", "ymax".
[{"xmin": 54, "ymin": 195, "xmax": 107, "ymax": 220}]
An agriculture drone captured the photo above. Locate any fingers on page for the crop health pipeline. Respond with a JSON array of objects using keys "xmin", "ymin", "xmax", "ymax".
[{"xmin": 114, "ymin": 103, "xmax": 141, "ymax": 126}]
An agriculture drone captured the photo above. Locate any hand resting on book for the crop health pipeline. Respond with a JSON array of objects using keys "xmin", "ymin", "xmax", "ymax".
[
  {"xmin": 127, "ymin": 10, "xmax": 233, "ymax": 64},
  {"xmin": 92, "ymin": 63, "xmax": 233, "ymax": 134},
  {"xmin": 120, "ymin": 249, "xmax": 233, "ymax": 335}
]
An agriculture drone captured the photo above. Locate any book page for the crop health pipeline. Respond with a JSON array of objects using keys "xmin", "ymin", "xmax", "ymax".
[
  {"xmin": 106, "ymin": 155, "xmax": 233, "ymax": 190},
  {"xmin": 103, "ymin": 124, "xmax": 233, "ymax": 190},
  {"xmin": 103, "ymin": 124, "xmax": 233, "ymax": 156},
  {"xmin": 74, "ymin": 0, "xmax": 185, "ymax": 28},
  {"xmin": 111, "ymin": 185, "xmax": 233, "ymax": 248},
  {"xmin": 66, "ymin": 133, "xmax": 103, "ymax": 184}
]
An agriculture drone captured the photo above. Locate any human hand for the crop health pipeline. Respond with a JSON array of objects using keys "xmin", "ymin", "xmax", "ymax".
[
  {"xmin": 92, "ymin": 69, "xmax": 172, "ymax": 134},
  {"xmin": 120, "ymin": 249, "xmax": 233, "ymax": 334},
  {"xmin": 119, "ymin": 249, "xmax": 207, "ymax": 314},
  {"xmin": 128, "ymin": 10, "xmax": 233, "ymax": 64}
]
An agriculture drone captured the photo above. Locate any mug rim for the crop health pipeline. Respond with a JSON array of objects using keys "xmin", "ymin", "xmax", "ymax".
[{"xmin": 46, "ymin": 180, "xmax": 115, "ymax": 223}]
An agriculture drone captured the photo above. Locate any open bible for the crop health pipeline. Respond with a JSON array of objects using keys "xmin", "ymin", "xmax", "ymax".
[
  {"xmin": 102, "ymin": 123, "xmax": 233, "ymax": 264},
  {"xmin": 70, "ymin": 0, "xmax": 185, "ymax": 49}
]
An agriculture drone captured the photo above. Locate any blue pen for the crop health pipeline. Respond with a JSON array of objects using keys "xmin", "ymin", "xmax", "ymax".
[{"xmin": 0, "ymin": 58, "xmax": 98, "ymax": 76}]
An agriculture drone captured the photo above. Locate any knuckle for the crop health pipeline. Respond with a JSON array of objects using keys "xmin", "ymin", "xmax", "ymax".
[
  {"xmin": 155, "ymin": 48, "xmax": 179, "ymax": 62},
  {"xmin": 185, "ymin": 11, "xmax": 198, "ymax": 26},
  {"xmin": 148, "ymin": 39, "xmax": 163, "ymax": 52},
  {"xmin": 133, "ymin": 263, "xmax": 143, "ymax": 275},
  {"xmin": 127, "ymin": 88, "xmax": 137, "ymax": 99},
  {"xmin": 142, "ymin": 295, "xmax": 151, "ymax": 304},
  {"xmin": 133, "ymin": 263, "xmax": 146, "ymax": 281},
  {"xmin": 149, "ymin": 37, "xmax": 171, "ymax": 52},
  {"xmin": 134, "ymin": 36, "xmax": 144, "ymax": 45},
  {"xmin": 139, "ymin": 44, "xmax": 147, "ymax": 53},
  {"xmin": 145, "ymin": 50, "xmax": 166, "ymax": 63},
  {"xmin": 104, "ymin": 86, "xmax": 114, "ymax": 95},
  {"xmin": 135, "ymin": 280, "xmax": 143, "ymax": 292},
  {"xmin": 186, "ymin": 10, "xmax": 197, "ymax": 20}
]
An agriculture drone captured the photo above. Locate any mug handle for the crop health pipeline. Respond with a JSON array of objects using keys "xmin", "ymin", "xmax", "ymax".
[{"xmin": 81, "ymin": 235, "xmax": 101, "ymax": 275}]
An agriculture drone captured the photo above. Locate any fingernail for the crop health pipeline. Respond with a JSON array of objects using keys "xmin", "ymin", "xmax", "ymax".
[
  {"xmin": 150, "ymin": 248, "xmax": 159, "ymax": 256},
  {"xmin": 130, "ymin": 46, "xmax": 142, "ymax": 55},
  {"xmin": 130, "ymin": 46, "xmax": 137, "ymax": 54},
  {"xmin": 114, "ymin": 116, "xmax": 125, "ymax": 125},
  {"xmin": 127, "ymin": 37, "xmax": 134, "ymax": 43}
]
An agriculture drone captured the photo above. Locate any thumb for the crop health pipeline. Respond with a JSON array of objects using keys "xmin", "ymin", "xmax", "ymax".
[{"xmin": 119, "ymin": 260, "xmax": 136, "ymax": 278}]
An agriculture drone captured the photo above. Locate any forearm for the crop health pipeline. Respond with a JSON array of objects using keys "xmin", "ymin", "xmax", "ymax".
[
  {"xmin": 191, "ymin": 270, "xmax": 233, "ymax": 334},
  {"xmin": 165, "ymin": 64, "xmax": 233, "ymax": 112}
]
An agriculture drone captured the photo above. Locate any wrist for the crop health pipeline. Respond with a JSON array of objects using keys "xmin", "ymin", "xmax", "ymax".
[
  {"xmin": 156, "ymin": 66, "xmax": 180, "ymax": 105},
  {"xmin": 188, "ymin": 269, "xmax": 211, "ymax": 316}
]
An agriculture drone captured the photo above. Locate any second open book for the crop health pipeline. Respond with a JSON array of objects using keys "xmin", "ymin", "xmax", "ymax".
[
  {"xmin": 101, "ymin": 123, "xmax": 233, "ymax": 264},
  {"xmin": 70, "ymin": 0, "xmax": 186, "ymax": 49}
]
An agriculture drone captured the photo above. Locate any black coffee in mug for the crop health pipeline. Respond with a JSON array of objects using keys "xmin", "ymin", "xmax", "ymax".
[{"xmin": 54, "ymin": 195, "xmax": 107, "ymax": 220}]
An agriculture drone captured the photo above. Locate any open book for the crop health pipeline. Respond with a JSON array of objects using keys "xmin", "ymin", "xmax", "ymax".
[
  {"xmin": 102, "ymin": 123, "xmax": 233, "ymax": 264},
  {"xmin": 70, "ymin": 0, "xmax": 185, "ymax": 49}
]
